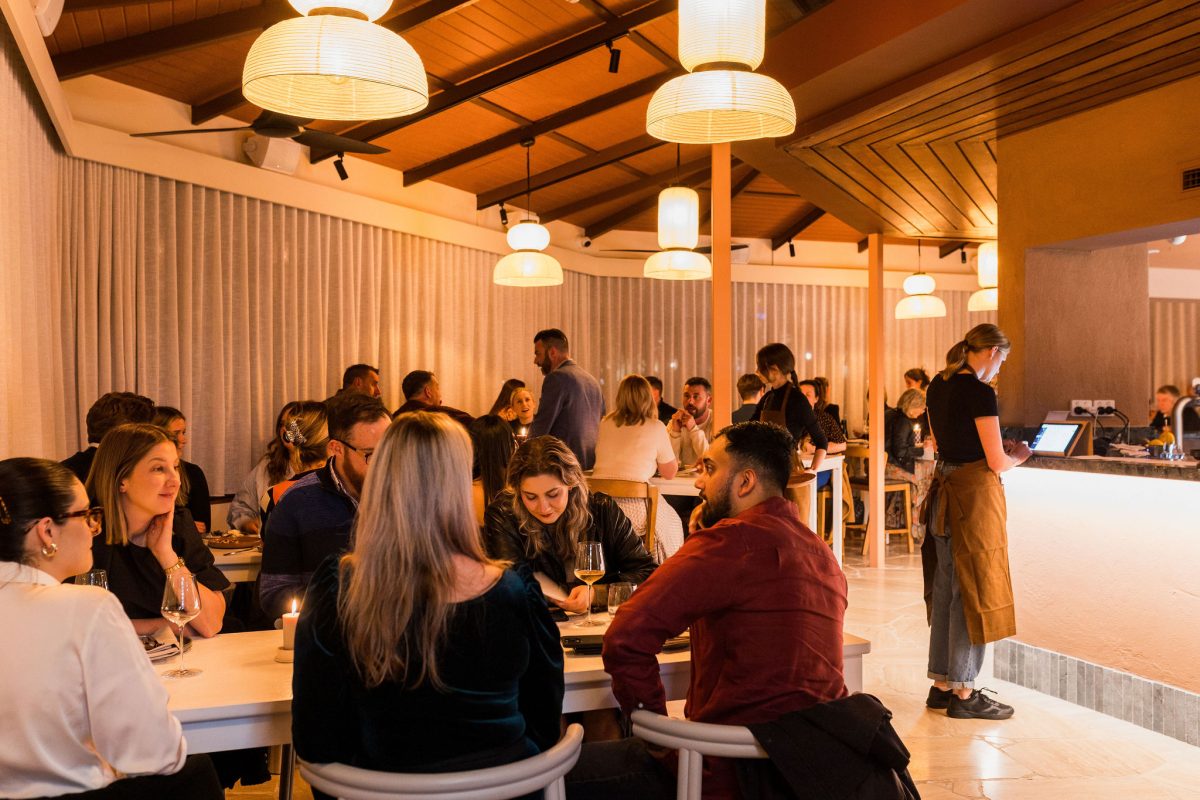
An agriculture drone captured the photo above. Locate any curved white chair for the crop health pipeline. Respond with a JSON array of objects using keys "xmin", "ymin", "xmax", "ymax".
[
  {"xmin": 298, "ymin": 723, "xmax": 584, "ymax": 800},
  {"xmin": 631, "ymin": 710, "xmax": 768, "ymax": 800}
]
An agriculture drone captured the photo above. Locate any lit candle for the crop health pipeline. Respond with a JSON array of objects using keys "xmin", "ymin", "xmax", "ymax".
[
  {"xmin": 913, "ymin": 423, "xmax": 922, "ymax": 443},
  {"xmin": 281, "ymin": 598, "xmax": 299, "ymax": 650}
]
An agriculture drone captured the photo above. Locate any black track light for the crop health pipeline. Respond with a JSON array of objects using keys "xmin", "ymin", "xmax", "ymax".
[
  {"xmin": 499, "ymin": 205, "xmax": 509, "ymax": 227},
  {"xmin": 333, "ymin": 153, "xmax": 349, "ymax": 181},
  {"xmin": 606, "ymin": 40, "xmax": 621, "ymax": 74},
  {"xmin": 788, "ymin": 240, "xmax": 796, "ymax": 258},
  {"xmin": 961, "ymin": 247, "xmax": 968, "ymax": 264}
]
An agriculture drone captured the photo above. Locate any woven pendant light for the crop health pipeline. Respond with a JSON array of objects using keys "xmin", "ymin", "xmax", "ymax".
[
  {"xmin": 647, "ymin": 0, "xmax": 794, "ymax": 144},
  {"xmin": 644, "ymin": 149, "xmax": 711, "ymax": 280},
  {"xmin": 494, "ymin": 141, "xmax": 563, "ymax": 287},
  {"xmin": 243, "ymin": 6, "xmax": 428, "ymax": 121}
]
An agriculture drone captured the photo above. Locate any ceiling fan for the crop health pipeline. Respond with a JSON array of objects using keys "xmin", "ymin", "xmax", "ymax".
[
  {"xmin": 131, "ymin": 110, "xmax": 388, "ymax": 158},
  {"xmin": 600, "ymin": 243, "xmax": 750, "ymax": 255}
]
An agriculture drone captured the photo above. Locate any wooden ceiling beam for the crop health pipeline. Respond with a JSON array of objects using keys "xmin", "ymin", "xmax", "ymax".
[
  {"xmin": 585, "ymin": 167, "xmax": 712, "ymax": 240},
  {"xmin": 311, "ymin": 0, "xmax": 677, "ymax": 162},
  {"xmin": 402, "ymin": 73, "xmax": 672, "ymax": 185},
  {"xmin": 540, "ymin": 157, "xmax": 710, "ymax": 223},
  {"xmin": 700, "ymin": 166, "xmax": 759, "ymax": 229},
  {"xmin": 771, "ymin": 206, "xmax": 826, "ymax": 251},
  {"xmin": 476, "ymin": 133, "xmax": 663, "ymax": 210},
  {"xmin": 52, "ymin": 1, "xmax": 290, "ymax": 80},
  {"xmin": 938, "ymin": 240, "xmax": 969, "ymax": 259},
  {"xmin": 62, "ymin": 0, "xmax": 143, "ymax": 10},
  {"xmin": 188, "ymin": 0, "xmax": 482, "ymax": 124}
]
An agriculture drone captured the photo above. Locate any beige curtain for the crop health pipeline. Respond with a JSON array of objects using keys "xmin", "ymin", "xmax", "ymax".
[{"xmin": 1150, "ymin": 299, "xmax": 1200, "ymax": 406}]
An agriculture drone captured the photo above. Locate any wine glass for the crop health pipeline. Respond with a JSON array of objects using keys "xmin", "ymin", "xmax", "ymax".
[
  {"xmin": 573, "ymin": 541, "xmax": 606, "ymax": 628},
  {"xmin": 160, "ymin": 570, "xmax": 203, "ymax": 678}
]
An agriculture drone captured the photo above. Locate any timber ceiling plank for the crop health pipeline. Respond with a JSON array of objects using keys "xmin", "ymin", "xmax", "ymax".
[{"xmin": 894, "ymin": 142, "xmax": 993, "ymax": 230}]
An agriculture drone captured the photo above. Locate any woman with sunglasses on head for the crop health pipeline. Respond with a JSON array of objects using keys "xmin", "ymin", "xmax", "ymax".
[
  {"xmin": 0, "ymin": 457, "xmax": 221, "ymax": 800},
  {"xmin": 88, "ymin": 423, "xmax": 229, "ymax": 638}
]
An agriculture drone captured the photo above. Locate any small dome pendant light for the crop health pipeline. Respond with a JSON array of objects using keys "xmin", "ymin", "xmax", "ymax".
[{"xmin": 494, "ymin": 140, "xmax": 563, "ymax": 287}]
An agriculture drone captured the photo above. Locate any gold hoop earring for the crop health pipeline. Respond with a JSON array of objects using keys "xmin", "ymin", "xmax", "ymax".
[{"xmin": 41, "ymin": 541, "xmax": 58, "ymax": 559}]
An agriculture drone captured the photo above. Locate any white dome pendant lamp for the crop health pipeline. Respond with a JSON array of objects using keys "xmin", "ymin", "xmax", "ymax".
[
  {"xmin": 895, "ymin": 241, "xmax": 947, "ymax": 319},
  {"xmin": 645, "ymin": 148, "xmax": 711, "ymax": 279},
  {"xmin": 243, "ymin": 0, "xmax": 429, "ymax": 121},
  {"xmin": 968, "ymin": 240, "xmax": 999, "ymax": 312},
  {"xmin": 494, "ymin": 140, "xmax": 563, "ymax": 287},
  {"xmin": 647, "ymin": 0, "xmax": 795, "ymax": 144}
]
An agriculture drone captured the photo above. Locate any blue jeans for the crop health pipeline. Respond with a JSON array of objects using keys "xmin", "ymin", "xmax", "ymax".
[{"xmin": 926, "ymin": 465, "xmax": 986, "ymax": 690}]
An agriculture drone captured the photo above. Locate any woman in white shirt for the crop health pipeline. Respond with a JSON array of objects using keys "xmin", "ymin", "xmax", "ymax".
[
  {"xmin": 591, "ymin": 375, "xmax": 685, "ymax": 562},
  {"xmin": 0, "ymin": 457, "xmax": 220, "ymax": 799}
]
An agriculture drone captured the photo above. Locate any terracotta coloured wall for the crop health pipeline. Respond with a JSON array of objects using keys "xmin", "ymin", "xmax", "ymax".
[{"xmin": 998, "ymin": 74, "xmax": 1200, "ymax": 425}]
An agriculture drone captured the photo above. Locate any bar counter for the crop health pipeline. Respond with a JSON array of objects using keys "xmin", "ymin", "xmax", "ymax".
[{"xmin": 996, "ymin": 456, "xmax": 1200, "ymax": 744}]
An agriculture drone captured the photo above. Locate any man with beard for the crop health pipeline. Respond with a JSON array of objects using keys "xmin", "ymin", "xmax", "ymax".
[
  {"xmin": 528, "ymin": 328, "xmax": 605, "ymax": 469},
  {"xmin": 577, "ymin": 422, "xmax": 848, "ymax": 799},
  {"xmin": 667, "ymin": 376, "xmax": 715, "ymax": 468},
  {"xmin": 259, "ymin": 392, "xmax": 390, "ymax": 619}
]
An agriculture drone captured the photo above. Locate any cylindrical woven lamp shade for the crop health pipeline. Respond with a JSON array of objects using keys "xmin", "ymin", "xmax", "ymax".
[
  {"xmin": 895, "ymin": 294, "xmax": 947, "ymax": 319},
  {"xmin": 506, "ymin": 221, "xmax": 551, "ymax": 252},
  {"xmin": 658, "ymin": 187, "xmax": 700, "ymax": 250},
  {"xmin": 288, "ymin": 0, "xmax": 392, "ymax": 21},
  {"xmin": 678, "ymin": 0, "xmax": 764, "ymax": 72},
  {"xmin": 976, "ymin": 241, "xmax": 998, "ymax": 288},
  {"xmin": 243, "ymin": 16, "xmax": 428, "ymax": 121},
  {"xmin": 646, "ymin": 71, "xmax": 796, "ymax": 143},
  {"xmin": 902, "ymin": 272, "xmax": 936, "ymax": 296},
  {"xmin": 968, "ymin": 287, "xmax": 998, "ymax": 312},
  {"xmin": 644, "ymin": 249, "xmax": 711, "ymax": 280},
  {"xmin": 493, "ymin": 251, "xmax": 563, "ymax": 287}
]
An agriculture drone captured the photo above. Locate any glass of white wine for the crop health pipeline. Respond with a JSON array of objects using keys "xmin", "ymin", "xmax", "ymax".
[
  {"xmin": 573, "ymin": 541, "xmax": 606, "ymax": 628},
  {"xmin": 160, "ymin": 570, "xmax": 202, "ymax": 678}
]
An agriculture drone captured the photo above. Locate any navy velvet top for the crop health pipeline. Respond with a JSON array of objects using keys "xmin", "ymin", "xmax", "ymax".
[{"xmin": 292, "ymin": 558, "xmax": 565, "ymax": 774}]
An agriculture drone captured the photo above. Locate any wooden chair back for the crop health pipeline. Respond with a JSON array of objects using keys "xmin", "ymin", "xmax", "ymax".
[{"xmin": 586, "ymin": 478, "xmax": 658, "ymax": 558}]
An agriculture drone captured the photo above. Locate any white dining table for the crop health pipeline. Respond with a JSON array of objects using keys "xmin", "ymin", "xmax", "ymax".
[
  {"xmin": 651, "ymin": 453, "xmax": 846, "ymax": 565},
  {"xmin": 208, "ymin": 547, "xmax": 262, "ymax": 583},
  {"xmin": 164, "ymin": 624, "xmax": 870, "ymax": 797}
]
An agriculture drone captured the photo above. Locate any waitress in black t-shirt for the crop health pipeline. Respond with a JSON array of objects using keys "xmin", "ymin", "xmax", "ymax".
[
  {"xmin": 752, "ymin": 343, "xmax": 828, "ymax": 474},
  {"xmin": 923, "ymin": 324, "xmax": 1030, "ymax": 722}
]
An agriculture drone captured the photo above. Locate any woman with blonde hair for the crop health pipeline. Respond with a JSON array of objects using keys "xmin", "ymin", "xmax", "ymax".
[
  {"xmin": 923, "ymin": 323, "xmax": 1030, "ymax": 721},
  {"xmin": 88, "ymin": 424, "xmax": 229, "ymax": 638},
  {"xmin": 292, "ymin": 412, "xmax": 564, "ymax": 781},
  {"xmin": 484, "ymin": 436, "xmax": 656, "ymax": 615},
  {"xmin": 591, "ymin": 374, "xmax": 684, "ymax": 561},
  {"xmin": 884, "ymin": 388, "xmax": 931, "ymax": 539},
  {"xmin": 153, "ymin": 406, "xmax": 212, "ymax": 534}
]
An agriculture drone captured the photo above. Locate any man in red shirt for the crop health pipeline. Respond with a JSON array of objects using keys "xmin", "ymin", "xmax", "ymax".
[{"xmin": 570, "ymin": 422, "xmax": 848, "ymax": 799}]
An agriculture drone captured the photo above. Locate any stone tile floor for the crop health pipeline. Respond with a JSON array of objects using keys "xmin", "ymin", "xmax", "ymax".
[{"xmin": 232, "ymin": 542, "xmax": 1200, "ymax": 799}]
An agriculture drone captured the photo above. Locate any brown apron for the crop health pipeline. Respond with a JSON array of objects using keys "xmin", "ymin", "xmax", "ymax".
[{"xmin": 920, "ymin": 459, "xmax": 1016, "ymax": 645}]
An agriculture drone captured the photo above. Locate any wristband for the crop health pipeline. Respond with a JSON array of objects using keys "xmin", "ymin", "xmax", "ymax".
[{"xmin": 163, "ymin": 557, "xmax": 187, "ymax": 575}]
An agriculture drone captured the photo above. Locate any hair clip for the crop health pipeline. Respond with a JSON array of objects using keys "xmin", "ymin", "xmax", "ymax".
[
  {"xmin": 0, "ymin": 495, "xmax": 11, "ymax": 525},
  {"xmin": 283, "ymin": 418, "xmax": 307, "ymax": 446}
]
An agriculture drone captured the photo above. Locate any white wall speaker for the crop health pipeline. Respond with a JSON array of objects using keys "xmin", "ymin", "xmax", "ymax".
[
  {"xmin": 242, "ymin": 135, "xmax": 301, "ymax": 175},
  {"xmin": 32, "ymin": 0, "xmax": 64, "ymax": 36}
]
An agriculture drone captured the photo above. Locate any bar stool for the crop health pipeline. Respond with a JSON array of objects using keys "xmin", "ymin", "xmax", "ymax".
[{"xmin": 843, "ymin": 445, "xmax": 913, "ymax": 554}]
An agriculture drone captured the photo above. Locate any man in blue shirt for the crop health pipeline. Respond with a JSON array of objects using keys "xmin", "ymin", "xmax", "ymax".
[
  {"xmin": 528, "ymin": 328, "xmax": 605, "ymax": 469},
  {"xmin": 259, "ymin": 393, "xmax": 390, "ymax": 619}
]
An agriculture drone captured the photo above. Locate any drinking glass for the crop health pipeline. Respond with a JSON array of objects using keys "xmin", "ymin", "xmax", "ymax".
[
  {"xmin": 607, "ymin": 581, "xmax": 635, "ymax": 616},
  {"xmin": 74, "ymin": 569, "xmax": 108, "ymax": 590},
  {"xmin": 572, "ymin": 541, "xmax": 606, "ymax": 628},
  {"xmin": 160, "ymin": 571, "xmax": 203, "ymax": 678}
]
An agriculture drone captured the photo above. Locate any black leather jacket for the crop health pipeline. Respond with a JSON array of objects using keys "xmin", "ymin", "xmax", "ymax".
[
  {"xmin": 884, "ymin": 407, "xmax": 923, "ymax": 473},
  {"xmin": 483, "ymin": 492, "xmax": 656, "ymax": 589}
]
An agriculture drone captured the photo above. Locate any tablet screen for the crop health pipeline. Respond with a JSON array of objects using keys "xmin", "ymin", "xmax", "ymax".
[{"xmin": 1031, "ymin": 423, "xmax": 1085, "ymax": 456}]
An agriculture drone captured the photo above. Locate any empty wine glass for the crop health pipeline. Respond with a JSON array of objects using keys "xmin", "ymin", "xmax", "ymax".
[
  {"xmin": 160, "ymin": 570, "xmax": 202, "ymax": 678},
  {"xmin": 572, "ymin": 541, "xmax": 606, "ymax": 628}
]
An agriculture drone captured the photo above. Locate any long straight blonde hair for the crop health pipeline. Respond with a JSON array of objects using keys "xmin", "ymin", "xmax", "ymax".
[{"xmin": 338, "ymin": 412, "xmax": 498, "ymax": 689}]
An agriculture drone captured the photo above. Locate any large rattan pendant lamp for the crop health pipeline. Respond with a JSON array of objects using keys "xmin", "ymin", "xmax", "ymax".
[
  {"xmin": 494, "ymin": 140, "xmax": 563, "ymax": 287},
  {"xmin": 895, "ymin": 241, "xmax": 947, "ymax": 320},
  {"xmin": 242, "ymin": 0, "xmax": 428, "ymax": 121},
  {"xmin": 645, "ymin": 147, "xmax": 712, "ymax": 279},
  {"xmin": 646, "ymin": 0, "xmax": 796, "ymax": 143}
]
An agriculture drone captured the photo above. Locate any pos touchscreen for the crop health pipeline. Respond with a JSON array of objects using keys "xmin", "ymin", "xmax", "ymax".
[{"xmin": 1029, "ymin": 422, "xmax": 1086, "ymax": 457}]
